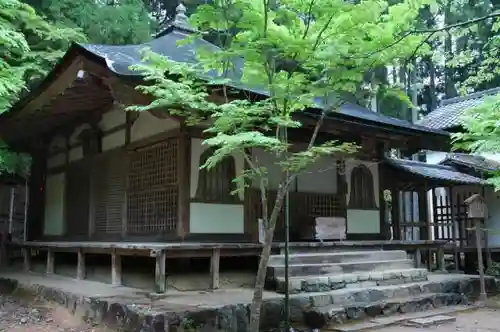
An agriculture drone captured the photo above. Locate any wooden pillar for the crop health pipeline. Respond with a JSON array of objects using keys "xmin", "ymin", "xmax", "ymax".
[
  {"xmin": 475, "ymin": 219, "xmax": 487, "ymax": 301},
  {"xmin": 0, "ymin": 231, "xmax": 8, "ymax": 268},
  {"xmin": 450, "ymin": 186, "xmax": 461, "ymax": 271},
  {"xmin": 417, "ymin": 186, "xmax": 432, "ymax": 269},
  {"xmin": 177, "ymin": 123, "xmax": 190, "ymax": 239},
  {"xmin": 122, "ymin": 112, "xmax": 132, "ymax": 239},
  {"xmin": 391, "ymin": 188, "xmax": 401, "ymax": 240},
  {"xmin": 76, "ymin": 250, "xmax": 85, "ymax": 280},
  {"xmin": 22, "ymin": 248, "xmax": 31, "ymax": 272},
  {"xmin": 414, "ymin": 248, "xmax": 422, "ymax": 268},
  {"xmin": 27, "ymin": 147, "xmax": 47, "ymax": 241},
  {"xmin": 111, "ymin": 251, "xmax": 122, "ymax": 286},
  {"xmin": 437, "ymin": 247, "xmax": 446, "ymax": 272},
  {"xmin": 481, "ymin": 186, "xmax": 493, "ymax": 269},
  {"xmin": 211, "ymin": 248, "xmax": 220, "ymax": 289},
  {"xmin": 378, "ymin": 161, "xmax": 387, "ymax": 240},
  {"xmin": 46, "ymin": 249, "xmax": 54, "ymax": 274},
  {"xmin": 155, "ymin": 250, "xmax": 167, "ymax": 293}
]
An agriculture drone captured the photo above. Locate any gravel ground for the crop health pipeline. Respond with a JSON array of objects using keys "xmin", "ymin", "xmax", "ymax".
[{"xmin": 0, "ymin": 294, "xmax": 112, "ymax": 332}]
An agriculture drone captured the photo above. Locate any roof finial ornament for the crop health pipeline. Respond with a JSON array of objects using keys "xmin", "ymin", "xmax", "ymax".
[{"xmin": 173, "ymin": 2, "xmax": 195, "ymax": 32}]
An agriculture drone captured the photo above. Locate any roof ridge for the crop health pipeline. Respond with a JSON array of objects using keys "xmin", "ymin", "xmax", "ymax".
[
  {"xmin": 440, "ymin": 87, "xmax": 500, "ymax": 107},
  {"xmin": 387, "ymin": 157, "xmax": 453, "ymax": 169}
]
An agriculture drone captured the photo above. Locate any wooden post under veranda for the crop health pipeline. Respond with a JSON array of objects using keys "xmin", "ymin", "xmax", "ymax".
[{"xmin": 464, "ymin": 194, "xmax": 488, "ymax": 302}]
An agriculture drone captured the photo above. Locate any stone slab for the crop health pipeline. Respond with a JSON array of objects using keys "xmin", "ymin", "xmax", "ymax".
[
  {"xmin": 269, "ymin": 250, "xmax": 408, "ymax": 265},
  {"xmin": 274, "ymin": 268, "xmax": 428, "ymax": 293},
  {"xmin": 268, "ymin": 259, "xmax": 414, "ymax": 278},
  {"xmin": 329, "ymin": 305, "xmax": 476, "ymax": 332},
  {"xmin": 404, "ymin": 314, "xmax": 456, "ymax": 327}
]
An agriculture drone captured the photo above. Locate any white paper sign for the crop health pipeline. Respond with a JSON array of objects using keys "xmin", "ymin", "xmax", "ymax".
[{"xmin": 315, "ymin": 217, "xmax": 346, "ymax": 241}]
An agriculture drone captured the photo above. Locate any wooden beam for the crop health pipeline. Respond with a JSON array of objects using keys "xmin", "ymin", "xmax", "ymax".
[
  {"xmin": 103, "ymin": 77, "xmax": 151, "ymax": 107},
  {"xmin": 111, "ymin": 251, "xmax": 122, "ymax": 286},
  {"xmin": 46, "ymin": 249, "xmax": 55, "ymax": 274},
  {"xmin": 155, "ymin": 250, "xmax": 167, "ymax": 293},
  {"xmin": 23, "ymin": 58, "xmax": 84, "ymax": 114},
  {"xmin": 211, "ymin": 248, "xmax": 220, "ymax": 289},
  {"xmin": 76, "ymin": 250, "xmax": 86, "ymax": 280}
]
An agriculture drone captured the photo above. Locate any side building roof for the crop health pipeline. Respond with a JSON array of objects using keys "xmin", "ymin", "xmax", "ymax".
[
  {"xmin": 417, "ymin": 87, "xmax": 500, "ymax": 131},
  {"xmin": 440, "ymin": 153, "xmax": 500, "ymax": 174}
]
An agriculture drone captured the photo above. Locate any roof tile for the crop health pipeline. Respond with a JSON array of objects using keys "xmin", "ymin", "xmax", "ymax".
[
  {"xmin": 417, "ymin": 88, "xmax": 500, "ymax": 130},
  {"xmin": 386, "ymin": 158, "xmax": 486, "ymax": 185}
]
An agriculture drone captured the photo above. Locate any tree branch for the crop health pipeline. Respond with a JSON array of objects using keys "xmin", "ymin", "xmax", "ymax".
[
  {"xmin": 353, "ymin": 11, "xmax": 500, "ymax": 60},
  {"xmin": 302, "ymin": 0, "xmax": 315, "ymax": 39}
]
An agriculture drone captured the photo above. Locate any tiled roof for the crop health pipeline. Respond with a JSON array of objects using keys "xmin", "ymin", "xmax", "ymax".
[
  {"xmin": 417, "ymin": 88, "xmax": 500, "ymax": 130},
  {"xmin": 386, "ymin": 158, "xmax": 486, "ymax": 185},
  {"xmin": 77, "ymin": 20, "xmax": 447, "ymax": 136},
  {"xmin": 440, "ymin": 153, "xmax": 500, "ymax": 173}
]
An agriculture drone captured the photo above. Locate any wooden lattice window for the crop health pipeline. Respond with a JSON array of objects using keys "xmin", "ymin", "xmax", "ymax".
[
  {"xmin": 194, "ymin": 148, "xmax": 238, "ymax": 203},
  {"xmin": 349, "ymin": 164, "xmax": 377, "ymax": 209},
  {"xmin": 127, "ymin": 139, "xmax": 178, "ymax": 234}
]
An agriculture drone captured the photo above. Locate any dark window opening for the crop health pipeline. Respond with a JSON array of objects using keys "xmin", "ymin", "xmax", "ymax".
[
  {"xmin": 349, "ymin": 164, "xmax": 377, "ymax": 209},
  {"xmin": 194, "ymin": 148, "xmax": 238, "ymax": 203}
]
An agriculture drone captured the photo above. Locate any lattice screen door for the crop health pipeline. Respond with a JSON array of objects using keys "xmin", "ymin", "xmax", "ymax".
[{"xmin": 127, "ymin": 138, "xmax": 178, "ymax": 235}]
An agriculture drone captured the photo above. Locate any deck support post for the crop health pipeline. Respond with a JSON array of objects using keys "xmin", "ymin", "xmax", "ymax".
[
  {"xmin": 475, "ymin": 219, "xmax": 487, "ymax": 302},
  {"xmin": 437, "ymin": 247, "xmax": 446, "ymax": 272},
  {"xmin": 155, "ymin": 250, "xmax": 166, "ymax": 293},
  {"xmin": 22, "ymin": 248, "xmax": 30, "ymax": 272},
  {"xmin": 211, "ymin": 248, "xmax": 220, "ymax": 289},
  {"xmin": 414, "ymin": 248, "xmax": 422, "ymax": 268},
  {"xmin": 77, "ymin": 250, "xmax": 85, "ymax": 280},
  {"xmin": 111, "ymin": 251, "xmax": 122, "ymax": 286},
  {"xmin": 46, "ymin": 249, "xmax": 54, "ymax": 274}
]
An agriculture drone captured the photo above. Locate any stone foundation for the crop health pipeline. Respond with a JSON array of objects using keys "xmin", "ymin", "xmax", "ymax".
[{"xmin": 0, "ymin": 274, "xmax": 498, "ymax": 332}]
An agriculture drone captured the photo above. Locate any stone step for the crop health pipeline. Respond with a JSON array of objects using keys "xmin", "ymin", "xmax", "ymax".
[
  {"xmin": 281, "ymin": 246, "xmax": 382, "ymax": 254},
  {"xmin": 326, "ymin": 304, "xmax": 475, "ymax": 332},
  {"xmin": 269, "ymin": 250, "xmax": 408, "ymax": 265},
  {"xmin": 267, "ymin": 259, "xmax": 414, "ymax": 278},
  {"xmin": 303, "ymin": 292, "xmax": 470, "ymax": 329},
  {"xmin": 272, "ymin": 268, "xmax": 428, "ymax": 294}
]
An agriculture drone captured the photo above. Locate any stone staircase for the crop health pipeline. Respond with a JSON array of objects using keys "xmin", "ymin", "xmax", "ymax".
[
  {"xmin": 262, "ymin": 249, "xmax": 499, "ymax": 330},
  {"xmin": 266, "ymin": 249, "xmax": 427, "ymax": 294}
]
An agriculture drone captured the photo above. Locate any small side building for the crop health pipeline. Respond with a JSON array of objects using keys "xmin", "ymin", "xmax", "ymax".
[{"xmin": 418, "ymin": 88, "xmax": 500, "ymax": 271}]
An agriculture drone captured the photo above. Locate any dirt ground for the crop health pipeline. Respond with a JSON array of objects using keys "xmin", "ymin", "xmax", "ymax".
[
  {"xmin": 381, "ymin": 308, "xmax": 500, "ymax": 332},
  {"xmin": 0, "ymin": 294, "xmax": 113, "ymax": 332}
]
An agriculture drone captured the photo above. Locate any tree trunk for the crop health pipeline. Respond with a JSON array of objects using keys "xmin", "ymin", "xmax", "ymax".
[
  {"xmin": 444, "ymin": 1, "xmax": 458, "ymax": 98},
  {"xmin": 410, "ymin": 58, "xmax": 418, "ymax": 123},
  {"xmin": 428, "ymin": 56, "xmax": 438, "ymax": 112},
  {"xmin": 248, "ymin": 189, "xmax": 287, "ymax": 332}
]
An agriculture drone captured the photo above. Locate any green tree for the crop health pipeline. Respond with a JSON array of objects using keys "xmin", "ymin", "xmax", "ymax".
[
  {"xmin": 0, "ymin": 0, "xmax": 85, "ymax": 175},
  {"xmin": 129, "ymin": 0, "xmax": 445, "ymax": 329},
  {"xmin": 450, "ymin": 14, "xmax": 500, "ymax": 187},
  {"xmin": 28, "ymin": 0, "xmax": 154, "ymax": 44}
]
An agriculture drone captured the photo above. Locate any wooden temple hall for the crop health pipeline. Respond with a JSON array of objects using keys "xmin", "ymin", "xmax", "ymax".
[{"xmin": 0, "ymin": 6, "xmax": 492, "ymax": 290}]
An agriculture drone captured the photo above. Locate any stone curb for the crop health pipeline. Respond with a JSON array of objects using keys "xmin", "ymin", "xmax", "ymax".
[{"xmin": 0, "ymin": 275, "xmax": 498, "ymax": 332}]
